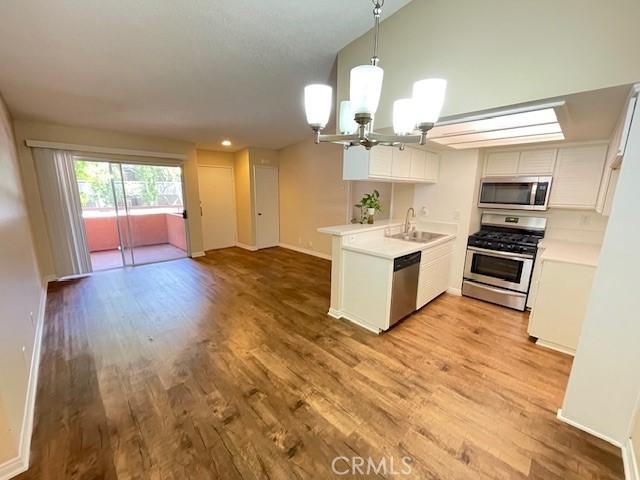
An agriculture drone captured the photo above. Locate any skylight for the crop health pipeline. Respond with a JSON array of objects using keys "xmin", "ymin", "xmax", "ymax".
[{"xmin": 427, "ymin": 104, "xmax": 565, "ymax": 149}]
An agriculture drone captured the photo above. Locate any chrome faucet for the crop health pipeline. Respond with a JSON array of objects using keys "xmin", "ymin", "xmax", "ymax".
[{"xmin": 404, "ymin": 207, "xmax": 415, "ymax": 234}]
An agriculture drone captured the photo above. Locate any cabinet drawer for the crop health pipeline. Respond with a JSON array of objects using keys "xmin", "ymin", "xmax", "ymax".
[{"xmin": 420, "ymin": 240, "xmax": 454, "ymax": 266}]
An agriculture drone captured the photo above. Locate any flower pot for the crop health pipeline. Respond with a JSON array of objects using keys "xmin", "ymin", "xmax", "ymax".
[{"xmin": 367, "ymin": 208, "xmax": 375, "ymax": 224}]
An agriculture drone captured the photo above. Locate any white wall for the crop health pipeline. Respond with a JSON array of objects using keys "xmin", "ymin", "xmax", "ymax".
[
  {"xmin": 278, "ymin": 139, "xmax": 348, "ymax": 255},
  {"xmin": 0, "ymin": 96, "xmax": 44, "ymax": 467},
  {"xmin": 482, "ymin": 208, "xmax": 609, "ymax": 245},
  {"xmin": 12, "ymin": 120, "xmax": 203, "ymax": 277},
  {"xmin": 338, "ymin": 0, "xmax": 640, "ymax": 128},
  {"xmin": 561, "ymin": 97, "xmax": 640, "ymax": 445},
  {"xmin": 413, "ymin": 149, "xmax": 482, "ymax": 291}
]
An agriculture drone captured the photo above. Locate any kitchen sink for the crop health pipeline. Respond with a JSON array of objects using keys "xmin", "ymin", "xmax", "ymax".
[{"xmin": 387, "ymin": 231, "xmax": 446, "ymax": 243}]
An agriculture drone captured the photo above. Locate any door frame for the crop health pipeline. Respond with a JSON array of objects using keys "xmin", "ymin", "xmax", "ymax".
[
  {"xmin": 252, "ymin": 164, "xmax": 280, "ymax": 249},
  {"xmin": 197, "ymin": 164, "xmax": 238, "ymax": 251}
]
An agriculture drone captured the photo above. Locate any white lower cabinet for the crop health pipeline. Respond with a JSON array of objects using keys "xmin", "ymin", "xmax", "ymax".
[
  {"xmin": 528, "ymin": 260, "xmax": 596, "ymax": 354},
  {"xmin": 417, "ymin": 240, "xmax": 453, "ymax": 309}
]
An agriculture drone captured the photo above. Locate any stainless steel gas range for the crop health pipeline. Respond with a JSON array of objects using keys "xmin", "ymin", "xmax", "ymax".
[{"xmin": 462, "ymin": 213, "xmax": 546, "ymax": 311}]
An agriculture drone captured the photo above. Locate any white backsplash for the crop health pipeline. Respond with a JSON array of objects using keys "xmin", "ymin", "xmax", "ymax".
[{"xmin": 484, "ymin": 208, "xmax": 609, "ymax": 245}]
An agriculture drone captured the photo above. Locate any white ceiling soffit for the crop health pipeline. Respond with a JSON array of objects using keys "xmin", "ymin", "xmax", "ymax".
[{"xmin": 0, "ymin": 0, "xmax": 412, "ymax": 151}]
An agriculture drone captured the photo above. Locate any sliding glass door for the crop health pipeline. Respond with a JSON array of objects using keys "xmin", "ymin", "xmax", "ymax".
[{"xmin": 74, "ymin": 159, "xmax": 188, "ymax": 271}]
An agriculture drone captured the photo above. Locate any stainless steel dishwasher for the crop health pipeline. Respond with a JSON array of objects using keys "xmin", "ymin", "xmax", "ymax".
[{"xmin": 389, "ymin": 251, "xmax": 421, "ymax": 326}]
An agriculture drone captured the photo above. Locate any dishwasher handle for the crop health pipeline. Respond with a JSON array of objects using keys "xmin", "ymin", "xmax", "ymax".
[{"xmin": 393, "ymin": 251, "xmax": 421, "ymax": 271}]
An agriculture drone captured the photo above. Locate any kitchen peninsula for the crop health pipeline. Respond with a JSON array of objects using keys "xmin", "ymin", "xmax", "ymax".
[{"xmin": 319, "ymin": 219, "xmax": 456, "ymax": 333}]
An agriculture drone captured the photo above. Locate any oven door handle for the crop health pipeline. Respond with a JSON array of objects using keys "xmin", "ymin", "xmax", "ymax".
[{"xmin": 467, "ymin": 246, "xmax": 534, "ymax": 260}]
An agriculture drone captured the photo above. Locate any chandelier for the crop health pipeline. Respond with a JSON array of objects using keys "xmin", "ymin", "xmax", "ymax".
[{"xmin": 303, "ymin": 0, "xmax": 447, "ymax": 150}]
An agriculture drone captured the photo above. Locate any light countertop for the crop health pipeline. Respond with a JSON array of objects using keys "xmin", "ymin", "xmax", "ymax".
[
  {"xmin": 317, "ymin": 220, "xmax": 403, "ymax": 236},
  {"xmin": 538, "ymin": 239, "xmax": 601, "ymax": 267},
  {"xmin": 342, "ymin": 234, "xmax": 456, "ymax": 260}
]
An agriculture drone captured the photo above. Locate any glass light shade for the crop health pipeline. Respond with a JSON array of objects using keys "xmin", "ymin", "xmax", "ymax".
[
  {"xmin": 349, "ymin": 65, "xmax": 384, "ymax": 115},
  {"xmin": 304, "ymin": 84, "xmax": 332, "ymax": 128},
  {"xmin": 339, "ymin": 101, "xmax": 358, "ymax": 134},
  {"xmin": 392, "ymin": 98, "xmax": 416, "ymax": 135},
  {"xmin": 412, "ymin": 78, "xmax": 447, "ymax": 125}
]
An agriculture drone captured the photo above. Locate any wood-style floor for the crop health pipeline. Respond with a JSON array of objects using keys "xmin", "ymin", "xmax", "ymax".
[{"xmin": 18, "ymin": 247, "xmax": 623, "ymax": 479}]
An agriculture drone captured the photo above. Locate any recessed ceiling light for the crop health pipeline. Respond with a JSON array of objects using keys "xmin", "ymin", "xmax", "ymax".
[{"xmin": 221, "ymin": 140, "xmax": 232, "ymax": 147}]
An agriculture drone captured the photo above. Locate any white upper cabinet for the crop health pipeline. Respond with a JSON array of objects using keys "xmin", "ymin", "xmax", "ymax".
[
  {"xmin": 425, "ymin": 151, "xmax": 440, "ymax": 182},
  {"xmin": 484, "ymin": 149, "xmax": 556, "ymax": 176},
  {"xmin": 343, "ymin": 146, "xmax": 439, "ymax": 183},
  {"xmin": 369, "ymin": 147, "xmax": 392, "ymax": 177},
  {"xmin": 409, "ymin": 148, "xmax": 426, "ymax": 180},
  {"xmin": 484, "ymin": 151, "xmax": 520, "ymax": 176},
  {"xmin": 391, "ymin": 148, "xmax": 411, "ymax": 178},
  {"xmin": 596, "ymin": 88, "xmax": 638, "ymax": 215},
  {"xmin": 549, "ymin": 144, "xmax": 608, "ymax": 209},
  {"xmin": 518, "ymin": 149, "xmax": 556, "ymax": 175}
]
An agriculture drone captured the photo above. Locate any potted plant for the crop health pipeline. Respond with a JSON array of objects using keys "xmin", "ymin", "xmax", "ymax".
[{"xmin": 355, "ymin": 190, "xmax": 382, "ymax": 224}]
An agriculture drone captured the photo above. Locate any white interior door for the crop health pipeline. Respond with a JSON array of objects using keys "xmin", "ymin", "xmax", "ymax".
[
  {"xmin": 198, "ymin": 166, "xmax": 237, "ymax": 250},
  {"xmin": 254, "ymin": 165, "xmax": 279, "ymax": 249}
]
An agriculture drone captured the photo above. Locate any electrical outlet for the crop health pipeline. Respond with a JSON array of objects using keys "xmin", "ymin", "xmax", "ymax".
[
  {"xmin": 307, "ymin": 241, "xmax": 313, "ymax": 248},
  {"xmin": 453, "ymin": 210, "xmax": 461, "ymax": 221},
  {"xmin": 420, "ymin": 206, "xmax": 429, "ymax": 217},
  {"xmin": 579, "ymin": 214, "xmax": 592, "ymax": 226}
]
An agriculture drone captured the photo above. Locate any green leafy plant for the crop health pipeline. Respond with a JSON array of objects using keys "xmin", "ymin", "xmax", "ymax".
[{"xmin": 355, "ymin": 190, "xmax": 382, "ymax": 212}]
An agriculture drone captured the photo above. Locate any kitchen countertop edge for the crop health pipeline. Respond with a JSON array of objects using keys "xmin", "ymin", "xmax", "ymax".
[{"xmin": 342, "ymin": 234, "xmax": 456, "ymax": 260}]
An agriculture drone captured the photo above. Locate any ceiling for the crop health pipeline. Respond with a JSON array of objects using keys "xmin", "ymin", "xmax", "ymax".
[{"xmin": 0, "ymin": 0, "xmax": 412, "ymax": 151}]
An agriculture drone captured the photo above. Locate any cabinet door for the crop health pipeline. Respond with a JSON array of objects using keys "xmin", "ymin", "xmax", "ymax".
[
  {"xmin": 484, "ymin": 151, "xmax": 519, "ymax": 176},
  {"xmin": 409, "ymin": 149, "xmax": 426, "ymax": 180},
  {"xmin": 549, "ymin": 145, "xmax": 607, "ymax": 208},
  {"xmin": 417, "ymin": 253, "xmax": 451, "ymax": 309},
  {"xmin": 425, "ymin": 151, "xmax": 440, "ymax": 182},
  {"xmin": 391, "ymin": 148, "xmax": 411, "ymax": 179},
  {"xmin": 528, "ymin": 261, "xmax": 595, "ymax": 352},
  {"xmin": 369, "ymin": 147, "xmax": 393, "ymax": 178},
  {"xmin": 518, "ymin": 149, "xmax": 556, "ymax": 175}
]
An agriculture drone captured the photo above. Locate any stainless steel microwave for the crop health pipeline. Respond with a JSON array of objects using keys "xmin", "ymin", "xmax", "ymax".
[{"xmin": 478, "ymin": 176, "xmax": 552, "ymax": 211}]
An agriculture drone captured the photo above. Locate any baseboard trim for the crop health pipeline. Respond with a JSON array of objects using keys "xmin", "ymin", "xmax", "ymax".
[
  {"xmin": 446, "ymin": 287, "xmax": 462, "ymax": 296},
  {"xmin": 0, "ymin": 456, "xmax": 26, "ymax": 480},
  {"xmin": 557, "ymin": 409, "xmax": 623, "ymax": 448},
  {"xmin": 536, "ymin": 339, "xmax": 575, "ymax": 356},
  {"xmin": 327, "ymin": 308, "xmax": 380, "ymax": 334},
  {"xmin": 0, "ymin": 285, "xmax": 47, "ymax": 480},
  {"xmin": 623, "ymin": 437, "xmax": 639, "ymax": 480},
  {"xmin": 190, "ymin": 251, "xmax": 206, "ymax": 258},
  {"xmin": 278, "ymin": 243, "xmax": 332, "ymax": 261},
  {"xmin": 235, "ymin": 242, "xmax": 258, "ymax": 252}
]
